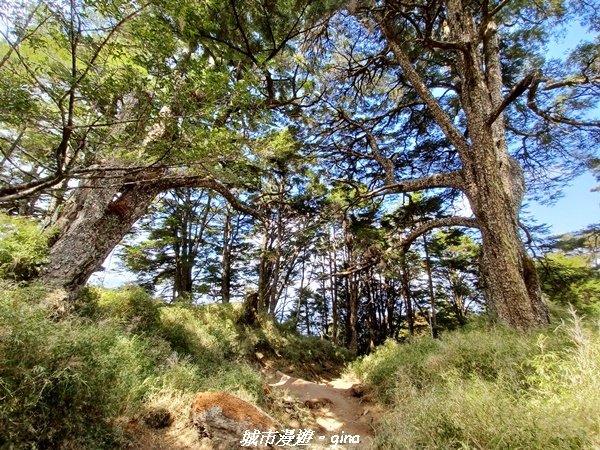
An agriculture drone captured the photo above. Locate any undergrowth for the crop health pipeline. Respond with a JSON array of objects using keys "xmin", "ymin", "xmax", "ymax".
[
  {"xmin": 0, "ymin": 283, "xmax": 346, "ymax": 449},
  {"xmin": 350, "ymin": 310, "xmax": 600, "ymax": 449}
]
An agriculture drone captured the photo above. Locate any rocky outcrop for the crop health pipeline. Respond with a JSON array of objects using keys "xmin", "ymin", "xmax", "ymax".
[{"xmin": 190, "ymin": 392, "xmax": 277, "ymax": 449}]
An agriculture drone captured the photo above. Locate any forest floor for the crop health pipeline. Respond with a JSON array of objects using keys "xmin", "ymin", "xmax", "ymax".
[
  {"xmin": 264, "ymin": 369, "xmax": 378, "ymax": 449},
  {"xmin": 128, "ymin": 367, "xmax": 378, "ymax": 450}
]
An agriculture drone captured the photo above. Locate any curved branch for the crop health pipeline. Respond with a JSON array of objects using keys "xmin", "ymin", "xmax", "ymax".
[
  {"xmin": 527, "ymin": 77, "xmax": 600, "ymax": 128},
  {"xmin": 161, "ymin": 176, "xmax": 261, "ymax": 220},
  {"xmin": 401, "ymin": 216, "xmax": 479, "ymax": 250},
  {"xmin": 366, "ymin": 169, "xmax": 465, "ymax": 197}
]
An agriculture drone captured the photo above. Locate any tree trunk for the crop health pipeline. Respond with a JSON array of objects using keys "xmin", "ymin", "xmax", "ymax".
[
  {"xmin": 473, "ymin": 194, "xmax": 548, "ymax": 328},
  {"xmin": 443, "ymin": 1, "xmax": 549, "ymax": 328},
  {"xmin": 372, "ymin": 3, "xmax": 550, "ymax": 329},
  {"xmin": 422, "ymin": 234, "xmax": 439, "ymax": 338},
  {"xmin": 401, "ymin": 255, "xmax": 415, "ymax": 336},
  {"xmin": 220, "ymin": 208, "xmax": 233, "ymax": 303},
  {"xmin": 328, "ymin": 226, "xmax": 339, "ymax": 344},
  {"xmin": 42, "ymin": 169, "xmax": 161, "ymax": 292}
]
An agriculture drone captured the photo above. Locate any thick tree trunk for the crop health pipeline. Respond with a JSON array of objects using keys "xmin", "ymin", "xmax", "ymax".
[
  {"xmin": 445, "ymin": 1, "xmax": 548, "ymax": 329},
  {"xmin": 42, "ymin": 169, "xmax": 161, "ymax": 292},
  {"xmin": 473, "ymin": 190, "xmax": 549, "ymax": 328}
]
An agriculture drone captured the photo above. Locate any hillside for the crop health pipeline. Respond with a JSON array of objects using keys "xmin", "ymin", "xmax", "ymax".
[
  {"xmin": 2, "ymin": 283, "xmax": 599, "ymax": 449},
  {"xmin": 0, "ymin": 283, "xmax": 353, "ymax": 448}
]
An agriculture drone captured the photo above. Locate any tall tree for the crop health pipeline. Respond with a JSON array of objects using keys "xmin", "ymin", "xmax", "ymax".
[
  {"xmin": 304, "ymin": 0, "xmax": 599, "ymax": 328},
  {"xmin": 1, "ymin": 0, "xmax": 337, "ymax": 293},
  {"xmin": 122, "ymin": 189, "xmax": 217, "ymax": 301}
]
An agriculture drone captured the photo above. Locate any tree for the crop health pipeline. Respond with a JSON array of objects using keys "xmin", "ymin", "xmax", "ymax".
[
  {"xmin": 428, "ymin": 230, "xmax": 484, "ymax": 327},
  {"xmin": 0, "ymin": 0, "xmax": 338, "ymax": 293},
  {"xmin": 303, "ymin": 0, "xmax": 600, "ymax": 328},
  {"xmin": 122, "ymin": 189, "xmax": 213, "ymax": 301},
  {"xmin": 539, "ymin": 226, "xmax": 600, "ymax": 314}
]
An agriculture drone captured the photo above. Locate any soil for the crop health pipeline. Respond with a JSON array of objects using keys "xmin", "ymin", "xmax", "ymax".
[
  {"xmin": 265, "ymin": 370, "xmax": 377, "ymax": 449},
  {"xmin": 127, "ymin": 370, "xmax": 379, "ymax": 449}
]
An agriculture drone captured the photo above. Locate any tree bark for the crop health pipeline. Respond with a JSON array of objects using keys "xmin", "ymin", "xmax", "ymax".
[
  {"xmin": 220, "ymin": 207, "xmax": 233, "ymax": 303},
  {"xmin": 444, "ymin": 0, "xmax": 548, "ymax": 328},
  {"xmin": 42, "ymin": 168, "xmax": 161, "ymax": 292},
  {"xmin": 40, "ymin": 167, "xmax": 260, "ymax": 295},
  {"xmin": 400, "ymin": 254, "xmax": 415, "ymax": 336},
  {"xmin": 422, "ymin": 234, "xmax": 439, "ymax": 338},
  {"xmin": 373, "ymin": 4, "xmax": 549, "ymax": 329}
]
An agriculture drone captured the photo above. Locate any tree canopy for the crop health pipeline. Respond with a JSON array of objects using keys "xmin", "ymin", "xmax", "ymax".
[{"xmin": 0, "ymin": 0, "xmax": 599, "ymax": 339}]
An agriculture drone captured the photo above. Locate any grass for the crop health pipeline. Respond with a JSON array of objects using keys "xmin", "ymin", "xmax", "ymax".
[
  {"xmin": 0, "ymin": 283, "xmax": 347, "ymax": 449},
  {"xmin": 350, "ymin": 309, "xmax": 600, "ymax": 449},
  {"xmin": 6, "ymin": 278, "xmax": 597, "ymax": 449}
]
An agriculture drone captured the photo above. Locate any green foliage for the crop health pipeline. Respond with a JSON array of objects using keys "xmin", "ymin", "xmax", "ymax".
[
  {"xmin": 539, "ymin": 227, "xmax": 600, "ymax": 317},
  {"xmin": 0, "ymin": 284, "xmax": 156, "ymax": 448},
  {"xmin": 0, "ymin": 283, "xmax": 348, "ymax": 447},
  {"xmin": 540, "ymin": 253, "xmax": 600, "ymax": 314},
  {"xmin": 95, "ymin": 286, "xmax": 162, "ymax": 333},
  {"xmin": 244, "ymin": 314, "xmax": 352, "ymax": 379},
  {"xmin": 350, "ymin": 316, "xmax": 600, "ymax": 449},
  {"xmin": 0, "ymin": 214, "xmax": 51, "ymax": 280}
]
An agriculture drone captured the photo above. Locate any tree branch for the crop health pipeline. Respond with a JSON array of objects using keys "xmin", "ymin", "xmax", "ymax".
[
  {"xmin": 376, "ymin": 15, "xmax": 471, "ymax": 157},
  {"xmin": 337, "ymin": 109, "xmax": 396, "ymax": 185},
  {"xmin": 365, "ymin": 170, "xmax": 465, "ymax": 198},
  {"xmin": 487, "ymin": 71, "xmax": 536, "ymax": 126},
  {"xmin": 527, "ymin": 77, "xmax": 600, "ymax": 127},
  {"xmin": 400, "ymin": 216, "xmax": 479, "ymax": 250}
]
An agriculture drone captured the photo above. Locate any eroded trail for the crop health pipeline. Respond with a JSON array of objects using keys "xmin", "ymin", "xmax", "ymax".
[{"xmin": 266, "ymin": 370, "xmax": 376, "ymax": 449}]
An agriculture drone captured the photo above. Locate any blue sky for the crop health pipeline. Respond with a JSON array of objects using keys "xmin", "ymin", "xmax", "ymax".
[
  {"xmin": 525, "ymin": 21, "xmax": 599, "ymax": 235},
  {"xmin": 528, "ymin": 172, "xmax": 598, "ymax": 235}
]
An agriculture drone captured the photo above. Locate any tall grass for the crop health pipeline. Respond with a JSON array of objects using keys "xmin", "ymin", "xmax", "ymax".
[
  {"xmin": 0, "ymin": 283, "xmax": 347, "ymax": 448},
  {"xmin": 350, "ymin": 312, "xmax": 600, "ymax": 449}
]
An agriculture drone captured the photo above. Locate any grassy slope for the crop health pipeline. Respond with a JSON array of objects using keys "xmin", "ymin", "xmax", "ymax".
[
  {"xmin": 0, "ymin": 283, "xmax": 349, "ymax": 449},
  {"xmin": 3, "ymin": 281, "xmax": 599, "ymax": 449},
  {"xmin": 350, "ymin": 311, "xmax": 600, "ymax": 449}
]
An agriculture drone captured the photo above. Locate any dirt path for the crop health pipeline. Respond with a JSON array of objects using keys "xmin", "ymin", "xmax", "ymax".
[{"xmin": 266, "ymin": 370, "xmax": 377, "ymax": 449}]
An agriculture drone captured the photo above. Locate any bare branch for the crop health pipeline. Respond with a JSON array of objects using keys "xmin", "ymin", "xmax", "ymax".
[
  {"xmin": 542, "ymin": 76, "xmax": 600, "ymax": 91},
  {"xmin": 0, "ymin": 2, "xmax": 48, "ymax": 69},
  {"xmin": 489, "ymin": 0, "xmax": 512, "ymax": 17},
  {"xmin": 366, "ymin": 170, "xmax": 465, "ymax": 197},
  {"xmin": 400, "ymin": 216, "xmax": 479, "ymax": 250}
]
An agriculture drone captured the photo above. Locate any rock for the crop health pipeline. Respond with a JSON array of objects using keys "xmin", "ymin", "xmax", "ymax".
[
  {"xmin": 349, "ymin": 384, "xmax": 370, "ymax": 398},
  {"xmin": 304, "ymin": 397, "xmax": 333, "ymax": 409},
  {"xmin": 190, "ymin": 392, "xmax": 276, "ymax": 449},
  {"xmin": 142, "ymin": 407, "xmax": 173, "ymax": 429}
]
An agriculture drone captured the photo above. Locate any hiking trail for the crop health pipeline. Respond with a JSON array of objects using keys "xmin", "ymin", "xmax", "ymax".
[{"xmin": 265, "ymin": 370, "xmax": 377, "ymax": 449}]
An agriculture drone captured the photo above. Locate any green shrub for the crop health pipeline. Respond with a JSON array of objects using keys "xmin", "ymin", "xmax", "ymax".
[
  {"xmin": 0, "ymin": 285, "xmax": 266, "ymax": 448},
  {"xmin": 0, "ymin": 286, "xmax": 160, "ymax": 448},
  {"xmin": 158, "ymin": 304, "xmax": 243, "ymax": 363},
  {"xmin": 351, "ymin": 314, "xmax": 600, "ymax": 449},
  {"xmin": 0, "ymin": 283, "xmax": 351, "ymax": 448},
  {"xmin": 95, "ymin": 286, "xmax": 161, "ymax": 333},
  {"xmin": 0, "ymin": 214, "xmax": 50, "ymax": 280}
]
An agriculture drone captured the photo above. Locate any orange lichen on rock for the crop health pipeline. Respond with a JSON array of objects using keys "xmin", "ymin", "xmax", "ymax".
[
  {"xmin": 191, "ymin": 392, "xmax": 275, "ymax": 430},
  {"xmin": 190, "ymin": 392, "xmax": 278, "ymax": 449}
]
